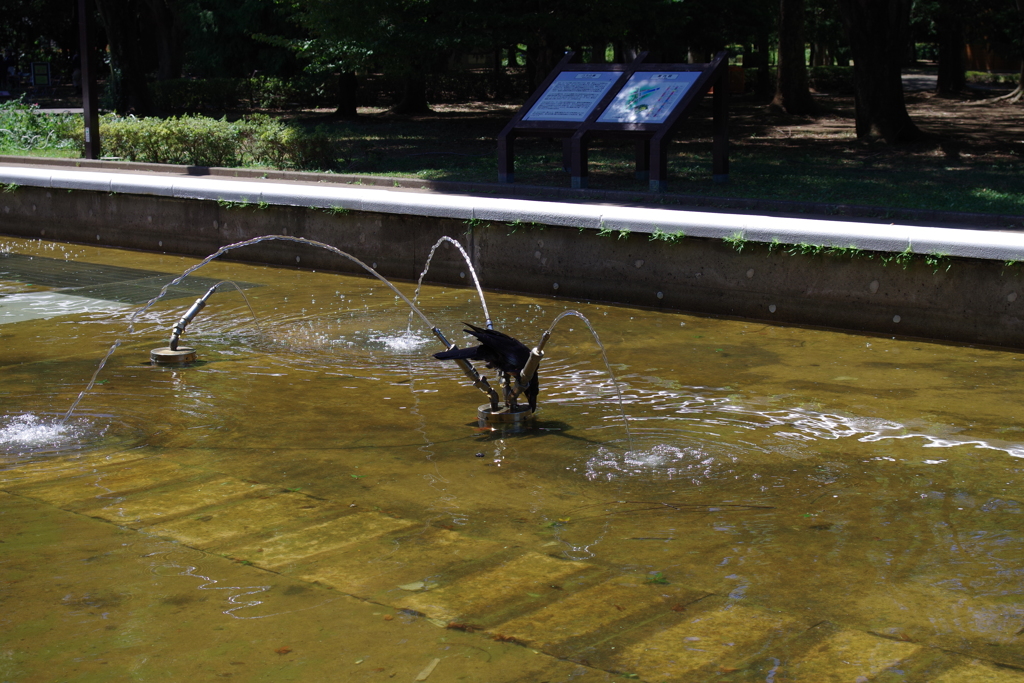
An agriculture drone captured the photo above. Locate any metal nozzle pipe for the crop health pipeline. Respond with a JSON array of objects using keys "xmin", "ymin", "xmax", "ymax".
[
  {"xmin": 168, "ymin": 284, "xmax": 219, "ymax": 350},
  {"xmin": 432, "ymin": 328, "xmax": 500, "ymax": 410},
  {"xmin": 514, "ymin": 328, "xmax": 551, "ymax": 397}
]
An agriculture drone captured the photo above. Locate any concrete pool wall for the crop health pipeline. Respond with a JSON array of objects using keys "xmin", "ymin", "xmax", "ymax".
[{"xmin": 2, "ymin": 159, "xmax": 1024, "ymax": 349}]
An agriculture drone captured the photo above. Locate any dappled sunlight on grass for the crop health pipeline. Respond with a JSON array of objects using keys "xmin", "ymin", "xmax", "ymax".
[
  {"xmin": 4, "ymin": 92, "xmax": 1022, "ymax": 218},
  {"xmin": 286, "ymin": 94, "xmax": 1024, "ymax": 218}
]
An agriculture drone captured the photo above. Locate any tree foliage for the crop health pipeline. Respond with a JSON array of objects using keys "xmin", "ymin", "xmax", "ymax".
[{"xmin": 5, "ymin": 0, "xmax": 1022, "ymax": 136}]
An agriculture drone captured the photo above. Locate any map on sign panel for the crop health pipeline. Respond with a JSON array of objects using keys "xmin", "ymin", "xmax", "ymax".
[
  {"xmin": 597, "ymin": 72, "xmax": 699, "ymax": 124},
  {"xmin": 522, "ymin": 71, "xmax": 621, "ymax": 122}
]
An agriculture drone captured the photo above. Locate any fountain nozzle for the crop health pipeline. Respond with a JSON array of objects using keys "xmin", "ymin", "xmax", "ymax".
[{"xmin": 150, "ymin": 284, "xmax": 219, "ymax": 364}]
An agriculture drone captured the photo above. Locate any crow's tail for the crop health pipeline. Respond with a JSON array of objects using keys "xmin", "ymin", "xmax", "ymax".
[{"xmin": 433, "ymin": 346, "xmax": 480, "ymax": 361}]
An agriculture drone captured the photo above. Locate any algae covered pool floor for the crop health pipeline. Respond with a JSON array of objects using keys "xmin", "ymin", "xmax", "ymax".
[{"xmin": 2, "ymin": 237, "xmax": 1024, "ymax": 682}]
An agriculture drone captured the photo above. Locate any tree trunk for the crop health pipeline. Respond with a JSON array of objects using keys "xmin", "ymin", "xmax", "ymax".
[
  {"xmin": 332, "ymin": 71, "xmax": 359, "ymax": 119},
  {"xmin": 772, "ymin": 0, "xmax": 819, "ymax": 114},
  {"xmin": 935, "ymin": 17, "xmax": 965, "ymax": 96},
  {"xmin": 991, "ymin": 61, "xmax": 1024, "ymax": 103},
  {"xmin": 94, "ymin": 0, "xmax": 154, "ymax": 116},
  {"xmin": 526, "ymin": 39, "xmax": 558, "ymax": 89},
  {"xmin": 391, "ymin": 74, "xmax": 430, "ymax": 114},
  {"xmin": 491, "ymin": 47, "xmax": 503, "ymax": 99},
  {"xmin": 143, "ymin": 0, "xmax": 181, "ymax": 81},
  {"xmin": 988, "ymin": 1, "xmax": 1024, "ymax": 103},
  {"xmin": 836, "ymin": 0, "xmax": 923, "ymax": 142},
  {"xmin": 754, "ymin": 30, "xmax": 774, "ymax": 100}
]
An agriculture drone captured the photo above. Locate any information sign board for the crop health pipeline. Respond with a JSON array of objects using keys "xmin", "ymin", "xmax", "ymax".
[
  {"xmin": 522, "ymin": 71, "xmax": 620, "ymax": 122},
  {"xmin": 497, "ymin": 51, "xmax": 729, "ymax": 190},
  {"xmin": 596, "ymin": 72, "xmax": 699, "ymax": 124},
  {"xmin": 31, "ymin": 62, "xmax": 50, "ymax": 87}
]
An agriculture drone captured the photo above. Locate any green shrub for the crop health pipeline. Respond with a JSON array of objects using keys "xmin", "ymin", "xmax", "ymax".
[
  {"xmin": 0, "ymin": 97, "xmax": 81, "ymax": 152},
  {"xmin": 81, "ymin": 113, "xmax": 346, "ymax": 171},
  {"xmin": 96, "ymin": 115, "xmax": 241, "ymax": 166},
  {"xmin": 966, "ymin": 71, "xmax": 1020, "ymax": 85}
]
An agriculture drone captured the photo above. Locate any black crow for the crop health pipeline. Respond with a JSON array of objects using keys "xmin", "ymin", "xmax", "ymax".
[{"xmin": 433, "ymin": 323, "xmax": 539, "ymax": 412}]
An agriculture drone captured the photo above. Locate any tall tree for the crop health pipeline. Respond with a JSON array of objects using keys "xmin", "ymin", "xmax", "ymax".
[
  {"xmin": 932, "ymin": 0, "xmax": 966, "ymax": 96},
  {"xmin": 94, "ymin": 0, "xmax": 155, "ymax": 114},
  {"xmin": 280, "ymin": 0, "xmax": 475, "ymax": 114},
  {"xmin": 835, "ymin": 0, "xmax": 923, "ymax": 142},
  {"xmin": 977, "ymin": 0, "xmax": 1024, "ymax": 103},
  {"xmin": 772, "ymin": 0, "xmax": 819, "ymax": 113},
  {"xmin": 182, "ymin": 0, "xmax": 302, "ymax": 79}
]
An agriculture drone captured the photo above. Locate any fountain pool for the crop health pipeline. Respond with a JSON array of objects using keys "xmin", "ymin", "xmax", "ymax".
[{"xmin": 2, "ymin": 236, "xmax": 1024, "ymax": 682}]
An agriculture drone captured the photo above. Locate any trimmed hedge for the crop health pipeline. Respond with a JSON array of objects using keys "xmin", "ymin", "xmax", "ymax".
[{"xmin": 76, "ymin": 114, "xmax": 346, "ymax": 170}]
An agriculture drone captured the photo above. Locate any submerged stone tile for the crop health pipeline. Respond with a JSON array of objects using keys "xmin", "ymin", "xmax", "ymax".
[
  {"xmin": 0, "ymin": 450, "xmax": 153, "ymax": 487},
  {"xmin": 400, "ymin": 551, "xmax": 592, "ymax": 623},
  {"xmin": 10, "ymin": 459, "xmax": 196, "ymax": 508},
  {"xmin": 494, "ymin": 577, "xmax": 708, "ymax": 651},
  {"xmin": 142, "ymin": 492, "xmax": 348, "ymax": 548},
  {"xmin": 932, "ymin": 659, "xmax": 1024, "ymax": 682},
  {"xmin": 852, "ymin": 581, "xmax": 1024, "ymax": 666},
  {"xmin": 611, "ymin": 604, "xmax": 811, "ymax": 682},
  {"xmin": 223, "ymin": 511, "xmax": 418, "ymax": 570},
  {"xmin": 293, "ymin": 527, "xmax": 504, "ymax": 598},
  {"xmin": 784, "ymin": 629, "xmax": 921, "ymax": 682},
  {"xmin": 80, "ymin": 476, "xmax": 271, "ymax": 527}
]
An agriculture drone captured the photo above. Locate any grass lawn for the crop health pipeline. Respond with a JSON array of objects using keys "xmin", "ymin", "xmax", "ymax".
[{"xmin": 311, "ymin": 93, "xmax": 1024, "ymax": 218}]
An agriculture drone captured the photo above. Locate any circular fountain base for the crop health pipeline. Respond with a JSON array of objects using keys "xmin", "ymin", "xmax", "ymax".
[
  {"xmin": 478, "ymin": 403, "xmax": 534, "ymax": 430},
  {"xmin": 150, "ymin": 347, "xmax": 198, "ymax": 364}
]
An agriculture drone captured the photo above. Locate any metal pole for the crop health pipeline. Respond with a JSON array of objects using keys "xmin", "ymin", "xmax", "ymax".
[{"xmin": 77, "ymin": 0, "xmax": 100, "ymax": 159}]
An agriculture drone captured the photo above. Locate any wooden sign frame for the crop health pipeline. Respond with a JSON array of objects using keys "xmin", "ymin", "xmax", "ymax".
[
  {"xmin": 498, "ymin": 51, "xmax": 729, "ymax": 192},
  {"xmin": 497, "ymin": 52, "xmax": 641, "ymax": 184}
]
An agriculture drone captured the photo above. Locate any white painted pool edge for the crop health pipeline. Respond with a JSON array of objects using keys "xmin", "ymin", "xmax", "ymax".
[{"xmin": 4, "ymin": 165, "xmax": 1024, "ymax": 262}]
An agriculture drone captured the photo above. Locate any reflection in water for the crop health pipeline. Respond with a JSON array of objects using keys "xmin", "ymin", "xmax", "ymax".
[{"xmin": 3, "ymin": 237, "xmax": 1024, "ymax": 679}]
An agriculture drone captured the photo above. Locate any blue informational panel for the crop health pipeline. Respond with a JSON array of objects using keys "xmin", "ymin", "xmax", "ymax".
[
  {"xmin": 522, "ymin": 71, "xmax": 621, "ymax": 122},
  {"xmin": 597, "ymin": 72, "xmax": 700, "ymax": 124}
]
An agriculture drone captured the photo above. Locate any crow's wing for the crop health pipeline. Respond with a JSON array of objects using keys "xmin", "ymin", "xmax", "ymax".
[{"xmin": 462, "ymin": 323, "xmax": 530, "ymax": 373}]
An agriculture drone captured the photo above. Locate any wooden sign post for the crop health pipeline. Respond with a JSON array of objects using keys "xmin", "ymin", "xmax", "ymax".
[{"xmin": 498, "ymin": 51, "xmax": 729, "ymax": 191}]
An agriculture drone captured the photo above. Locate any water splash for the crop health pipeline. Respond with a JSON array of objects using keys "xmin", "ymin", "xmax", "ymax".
[
  {"xmin": 0, "ymin": 413, "xmax": 70, "ymax": 450},
  {"xmin": 586, "ymin": 443, "xmax": 726, "ymax": 482},
  {"xmin": 542, "ymin": 310, "xmax": 634, "ymax": 453},
  {"xmin": 370, "ymin": 329, "xmax": 434, "ymax": 352},
  {"xmin": 410, "ymin": 236, "xmax": 492, "ymax": 329}
]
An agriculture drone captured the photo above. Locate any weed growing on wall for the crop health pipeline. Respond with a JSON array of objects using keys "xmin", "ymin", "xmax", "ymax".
[
  {"xmin": 723, "ymin": 232, "xmax": 749, "ymax": 252},
  {"xmin": 505, "ymin": 219, "xmax": 543, "ymax": 235},
  {"xmin": 650, "ymin": 227, "xmax": 685, "ymax": 243},
  {"xmin": 880, "ymin": 245, "xmax": 915, "ymax": 268}
]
